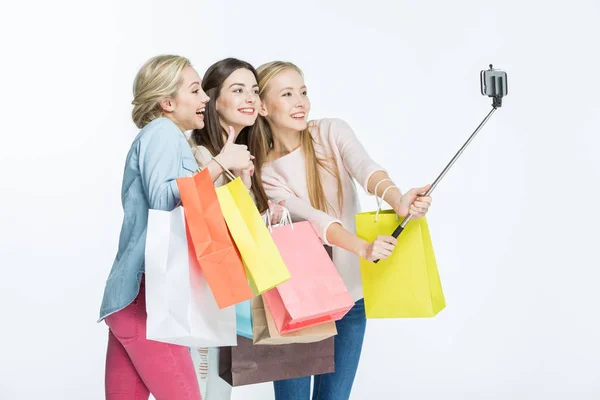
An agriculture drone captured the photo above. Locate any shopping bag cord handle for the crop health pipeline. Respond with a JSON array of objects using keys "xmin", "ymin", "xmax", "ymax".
[
  {"xmin": 375, "ymin": 185, "xmax": 399, "ymax": 222},
  {"xmin": 211, "ymin": 156, "xmax": 237, "ymax": 181},
  {"xmin": 373, "ymin": 179, "xmax": 393, "ymax": 209},
  {"xmin": 265, "ymin": 206, "xmax": 293, "ymax": 232}
]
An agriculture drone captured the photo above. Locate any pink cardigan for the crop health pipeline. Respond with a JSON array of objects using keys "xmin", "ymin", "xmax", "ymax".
[{"xmin": 261, "ymin": 118, "xmax": 385, "ymax": 301}]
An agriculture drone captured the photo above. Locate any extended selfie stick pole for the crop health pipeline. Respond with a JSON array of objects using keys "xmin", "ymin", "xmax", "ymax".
[
  {"xmin": 390, "ymin": 106, "xmax": 497, "ymax": 237},
  {"xmin": 373, "ymin": 64, "xmax": 507, "ymax": 263}
]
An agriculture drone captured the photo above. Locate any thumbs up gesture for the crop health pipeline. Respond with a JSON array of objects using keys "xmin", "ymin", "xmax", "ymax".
[{"xmin": 217, "ymin": 126, "xmax": 254, "ymax": 172}]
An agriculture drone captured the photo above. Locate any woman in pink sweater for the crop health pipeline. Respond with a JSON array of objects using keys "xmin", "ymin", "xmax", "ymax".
[{"xmin": 256, "ymin": 61, "xmax": 433, "ymax": 400}]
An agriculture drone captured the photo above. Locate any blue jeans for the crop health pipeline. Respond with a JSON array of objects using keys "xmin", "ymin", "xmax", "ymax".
[{"xmin": 273, "ymin": 299, "xmax": 367, "ymax": 400}]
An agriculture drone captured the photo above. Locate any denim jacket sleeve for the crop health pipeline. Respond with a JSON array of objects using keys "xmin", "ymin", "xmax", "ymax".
[{"xmin": 137, "ymin": 119, "xmax": 185, "ymax": 211}]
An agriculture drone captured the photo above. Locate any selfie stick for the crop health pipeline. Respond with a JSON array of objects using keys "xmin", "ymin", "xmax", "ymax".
[{"xmin": 373, "ymin": 64, "xmax": 508, "ymax": 263}]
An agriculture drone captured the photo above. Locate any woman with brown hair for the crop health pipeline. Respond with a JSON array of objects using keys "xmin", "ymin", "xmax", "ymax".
[
  {"xmin": 188, "ymin": 57, "xmax": 284, "ymax": 218},
  {"xmin": 187, "ymin": 57, "xmax": 286, "ymax": 400}
]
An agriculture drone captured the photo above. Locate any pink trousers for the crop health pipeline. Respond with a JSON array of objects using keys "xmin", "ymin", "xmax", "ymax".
[{"xmin": 104, "ymin": 281, "xmax": 201, "ymax": 400}]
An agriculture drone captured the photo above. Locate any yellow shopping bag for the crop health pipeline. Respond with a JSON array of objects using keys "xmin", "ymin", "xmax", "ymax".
[
  {"xmin": 355, "ymin": 209, "xmax": 445, "ymax": 318},
  {"xmin": 216, "ymin": 177, "xmax": 291, "ymax": 295}
]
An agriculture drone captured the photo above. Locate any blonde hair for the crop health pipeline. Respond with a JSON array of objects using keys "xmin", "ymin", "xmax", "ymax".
[
  {"xmin": 131, "ymin": 55, "xmax": 191, "ymax": 129},
  {"xmin": 256, "ymin": 61, "xmax": 343, "ymax": 214}
]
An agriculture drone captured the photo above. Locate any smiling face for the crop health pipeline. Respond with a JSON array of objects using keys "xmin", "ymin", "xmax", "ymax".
[
  {"xmin": 215, "ymin": 68, "xmax": 260, "ymax": 134},
  {"xmin": 259, "ymin": 68, "xmax": 310, "ymax": 133},
  {"xmin": 161, "ymin": 66, "xmax": 210, "ymax": 131}
]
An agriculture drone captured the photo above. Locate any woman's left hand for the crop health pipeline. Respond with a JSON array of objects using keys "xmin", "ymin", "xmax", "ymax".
[
  {"xmin": 393, "ymin": 184, "xmax": 433, "ymax": 219},
  {"xmin": 267, "ymin": 200, "xmax": 286, "ymax": 225}
]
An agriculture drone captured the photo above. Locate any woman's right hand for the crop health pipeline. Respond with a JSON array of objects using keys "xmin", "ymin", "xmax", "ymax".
[
  {"xmin": 216, "ymin": 126, "xmax": 253, "ymax": 171},
  {"xmin": 360, "ymin": 235, "xmax": 397, "ymax": 262}
]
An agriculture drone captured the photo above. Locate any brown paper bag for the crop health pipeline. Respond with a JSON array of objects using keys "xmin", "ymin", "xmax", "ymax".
[
  {"xmin": 252, "ymin": 296, "xmax": 337, "ymax": 345},
  {"xmin": 219, "ymin": 335, "xmax": 335, "ymax": 387}
]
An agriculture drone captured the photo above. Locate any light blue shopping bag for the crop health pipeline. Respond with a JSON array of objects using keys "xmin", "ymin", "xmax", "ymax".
[{"xmin": 236, "ymin": 300, "xmax": 253, "ymax": 339}]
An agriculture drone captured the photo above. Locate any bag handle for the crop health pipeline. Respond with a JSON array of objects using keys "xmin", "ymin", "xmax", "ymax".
[
  {"xmin": 373, "ymin": 178, "xmax": 392, "ymax": 208},
  {"xmin": 265, "ymin": 206, "xmax": 293, "ymax": 232},
  {"xmin": 210, "ymin": 156, "xmax": 237, "ymax": 181},
  {"xmin": 374, "ymin": 185, "xmax": 399, "ymax": 222},
  {"xmin": 372, "ymin": 179, "xmax": 400, "ymax": 223}
]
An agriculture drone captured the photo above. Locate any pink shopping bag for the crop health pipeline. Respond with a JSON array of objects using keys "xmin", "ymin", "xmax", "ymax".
[{"xmin": 262, "ymin": 220, "xmax": 354, "ymax": 334}]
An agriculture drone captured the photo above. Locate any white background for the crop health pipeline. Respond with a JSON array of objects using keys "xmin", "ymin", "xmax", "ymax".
[{"xmin": 1, "ymin": 0, "xmax": 599, "ymax": 399}]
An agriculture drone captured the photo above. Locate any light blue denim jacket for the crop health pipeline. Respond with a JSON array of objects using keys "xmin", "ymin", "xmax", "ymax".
[{"xmin": 98, "ymin": 117, "xmax": 198, "ymax": 322}]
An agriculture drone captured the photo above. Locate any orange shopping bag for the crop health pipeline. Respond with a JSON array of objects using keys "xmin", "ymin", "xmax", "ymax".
[{"xmin": 177, "ymin": 169, "xmax": 253, "ymax": 308}]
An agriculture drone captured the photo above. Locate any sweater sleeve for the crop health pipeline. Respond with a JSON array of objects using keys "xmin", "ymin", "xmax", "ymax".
[
  {"xmin": 261, "ymin": 171, "xmax": 342, "ymax": 246},
  {"xmin": 323, "ymin": 118, "xmax": 386, "ymax": 194}
]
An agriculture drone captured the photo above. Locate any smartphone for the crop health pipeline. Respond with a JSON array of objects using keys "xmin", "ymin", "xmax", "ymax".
[{"xmin": 480, "ymin": 64, "xmax": 508, "ymax": 99}]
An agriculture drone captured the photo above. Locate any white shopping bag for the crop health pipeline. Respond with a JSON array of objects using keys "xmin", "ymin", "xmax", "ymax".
[{"xmin": 145, "ymin": 207, "xmax": 237, "ymax": 347}]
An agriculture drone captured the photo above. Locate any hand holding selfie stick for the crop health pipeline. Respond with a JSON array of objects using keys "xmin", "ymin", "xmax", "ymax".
[{"xmin": 373, "ymin": 64, "xmax": 508, "ymax": 263}]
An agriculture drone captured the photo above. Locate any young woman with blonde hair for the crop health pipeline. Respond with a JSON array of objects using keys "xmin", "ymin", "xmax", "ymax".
[
  {"xmin": 256, "ymin": 61, "xmax": 433, "ymax": 400},
  {"xmin": 98, "ymin": 55, "xmax": 251, "ymax": 400}
]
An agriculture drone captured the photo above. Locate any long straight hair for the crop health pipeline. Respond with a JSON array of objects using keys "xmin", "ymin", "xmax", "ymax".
[
  {"xmin": 189, "ymin": 58, "xmax": 270, "ymax": 212},
  {"xmin": 255, "ymin": 61, "xmax": 343, "ymax": 214}
]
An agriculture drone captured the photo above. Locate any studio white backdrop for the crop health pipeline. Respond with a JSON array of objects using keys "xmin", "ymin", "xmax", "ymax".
[{"xmin": 1, "ymin": 0, "xmax": 599, "ymax": 399}]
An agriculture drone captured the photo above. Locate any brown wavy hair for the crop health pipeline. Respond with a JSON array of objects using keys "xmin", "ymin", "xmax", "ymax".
[{"xmin": 189, "ymin": 58, "xmax": 270, "ymax": 213}]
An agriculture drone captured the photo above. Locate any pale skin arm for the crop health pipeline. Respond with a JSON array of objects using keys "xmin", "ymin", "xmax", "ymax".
[
  {"xmin": 325, "ymin": 171, "xmax": 433, "ymax": 262},
  {"xmin": 202, "ymin": 157, "xmax": 229, "ymax": 182},
  {"xmin": 325, "ymin": 222, "xmax": 394, "ymax": 261},
  {"xmin": 366, "ymin": 170, "xmax": 432, "ymax": 218}
]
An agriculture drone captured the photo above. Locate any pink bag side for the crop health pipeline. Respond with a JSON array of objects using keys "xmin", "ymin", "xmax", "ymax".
[{"xmin": 263, "ymin": 222, "xmax": 354, "ymax": 334}]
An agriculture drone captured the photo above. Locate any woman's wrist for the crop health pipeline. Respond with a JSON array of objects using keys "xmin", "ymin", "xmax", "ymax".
[
  {"xmin": 355, "ymin": 239, "xmax": 369, "ymax": 260},
  {"xmin": 325, "ymin": 222, "xmax": 369, "ymax": 259},
  {"xmin": 393, "ymin": 194, "xmax": 411, "ymax": 217},
  {"xmin": 383, "ymin": 188, "xmax": 404, "ymax": 216},
  {"xmin": 383, "ymin": 186, "xmax": 402, "ymax": 205},
  {"xmin": 205, "ymin": 156, "xmax": 229, "ymax": 183},
  {"xmin": 212, "ymin": 154, "xmax": 228, "ymax": 171}
]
